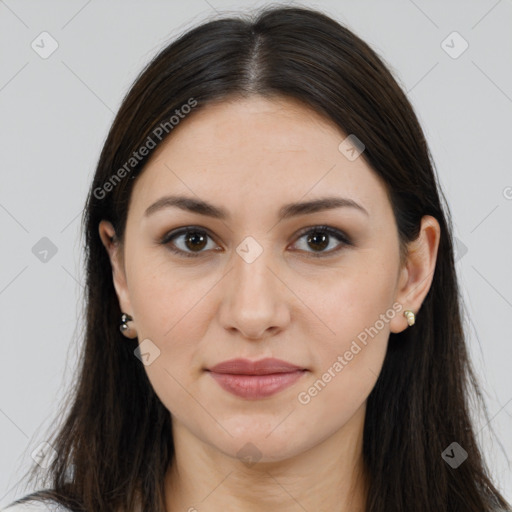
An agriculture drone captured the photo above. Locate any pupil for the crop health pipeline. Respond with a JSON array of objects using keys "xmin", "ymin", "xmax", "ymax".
[{"xmin": 308, "ymin": 232, "xmax": 328, "ymax": 251}]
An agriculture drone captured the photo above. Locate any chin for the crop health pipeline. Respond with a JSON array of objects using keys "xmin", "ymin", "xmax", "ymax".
[{"xmin": 206, "ymin": 424, "xmax": 307, "ymax": 465}]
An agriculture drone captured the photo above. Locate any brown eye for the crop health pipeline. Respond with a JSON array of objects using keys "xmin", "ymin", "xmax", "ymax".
[
  {"xmin": 182, "ymin": 231, "xmax": 208, "ymax": 252},
  {"xmin": 291, "ymin": 226, "xmax": 352, "ymax": 257},
  {"xmin": 306, "ymin": 231, "xmax": 329, "ymax": 251},
  {"xmin": 161, "ymin": 227, "xmax": 217, "ymax": 258},
  {"xmin": 160, "ymin": 225, "xmax": 352, "ymax": 259}
]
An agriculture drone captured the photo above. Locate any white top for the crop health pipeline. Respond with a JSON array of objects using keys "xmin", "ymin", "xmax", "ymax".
[{"xmin": 2, "ymin": 500, "xmax": 71, "ymax": 511}]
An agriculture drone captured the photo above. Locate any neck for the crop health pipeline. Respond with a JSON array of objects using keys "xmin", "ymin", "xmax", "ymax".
[{"xmin": 165, "ymin": 404, "xmax": 368, "ymax": 511}]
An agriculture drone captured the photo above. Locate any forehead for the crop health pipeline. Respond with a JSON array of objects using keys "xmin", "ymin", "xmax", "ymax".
[
  {"xmin": 128, "ymin": 95, "xmax": 391, "ymax": 222},
  {"xmin": 158, "ymin": 95, "xmax": 344, "ymax": 156}
]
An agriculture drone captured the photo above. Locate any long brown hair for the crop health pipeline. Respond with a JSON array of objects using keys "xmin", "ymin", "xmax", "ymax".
[{"xmin": 9, "ymin": 6, "xmax": 510, "ymax": 511}]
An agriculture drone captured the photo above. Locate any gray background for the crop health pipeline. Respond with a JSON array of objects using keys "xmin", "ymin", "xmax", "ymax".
[{"xmin": 1, "ymin": 0, "xmax": 511, "ymax": 506}]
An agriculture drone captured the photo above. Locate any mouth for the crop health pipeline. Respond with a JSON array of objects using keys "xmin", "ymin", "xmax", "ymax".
[{"xmin": 205, "ymin": 358, "xmax": 308, "ymax": 399}]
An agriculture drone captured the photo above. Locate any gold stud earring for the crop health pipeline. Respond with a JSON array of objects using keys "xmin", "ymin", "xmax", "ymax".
[{"xmin": 404, "ymin": 310, "xmax": 415, "ymax": 327}]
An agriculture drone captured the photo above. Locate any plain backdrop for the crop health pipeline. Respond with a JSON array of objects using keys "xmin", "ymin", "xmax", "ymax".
[{"xmin": 1, "ymin": 0, "xmax": 511, "ymax": 507}]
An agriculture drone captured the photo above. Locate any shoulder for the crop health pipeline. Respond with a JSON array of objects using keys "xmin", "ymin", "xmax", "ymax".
[{"xmin": 2, "ymin": 499, "xmax": 72, "ymax": 511}]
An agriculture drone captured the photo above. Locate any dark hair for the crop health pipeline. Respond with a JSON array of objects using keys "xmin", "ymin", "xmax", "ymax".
[{"xmin": 9, "ymin": 5, "xmax": 510, "ymax": 512}]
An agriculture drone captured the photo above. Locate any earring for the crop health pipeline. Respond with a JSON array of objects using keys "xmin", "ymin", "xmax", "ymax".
[
  {"xmin": 404, "ymin": 310, "xmax": 415, "ymax": 327},
  {"xmin": 119, "ymin": 313, "xmax": 136, "ymax": 337}
]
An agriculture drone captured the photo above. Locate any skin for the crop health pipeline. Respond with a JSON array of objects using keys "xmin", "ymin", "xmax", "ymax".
[{"xmin": 99, "ymin": 95, "xmax": 440, "ymax": 511}]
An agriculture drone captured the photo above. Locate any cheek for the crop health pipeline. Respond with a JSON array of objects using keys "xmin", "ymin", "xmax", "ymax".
[
  {"xmin": 298, "ymin": 253, "xmax": 398, "ymax": 408},
  {"xmin": 309, "ymin": 247, "xmax": 398, "ymax": 342},
  {"xmin": 311, "ymin": 283, "xmax": 393, "ymax": 374},
  {"xmin": 126, "ymin": 257, "xmax": 208, "ymax": 416},
  {"xmin": 126, "ymin": 247, "xmax": 203, "ymax": 339}
]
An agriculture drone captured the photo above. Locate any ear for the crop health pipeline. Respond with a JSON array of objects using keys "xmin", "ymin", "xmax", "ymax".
[
  {"xmin": 390, "ymin": 215, "xmax": 441, "ymax": 334},
  {"xmin": 98, "ymin": 220, "xmax": 133, "ymax": 316}
]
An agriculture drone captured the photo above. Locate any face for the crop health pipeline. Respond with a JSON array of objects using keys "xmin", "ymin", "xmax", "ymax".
[{"xmin": 100, "ymin": 95, "xmax": 434, "ymax": 464}]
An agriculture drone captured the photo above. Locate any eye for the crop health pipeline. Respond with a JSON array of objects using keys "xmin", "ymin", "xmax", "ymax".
[
  {"xmin": 291, "ymin": 225, "xmax": 352, "ymax": 258},
  {"xmin": 160, "ymin": 225, "xmax": 352, "ymax": 259},
  {"xmin": 160, "ymin": 226, "xmax": 218, "ymax": 258}
]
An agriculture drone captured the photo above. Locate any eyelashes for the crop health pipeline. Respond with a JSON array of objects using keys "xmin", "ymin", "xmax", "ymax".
[
  {"xmin": 289, "ymin": 225, "xmax": 353, "ymax": 257},
  {"xmin": 159, "ymin": 225, "xmax": 353, "ymax": 259},
  {"xmin": 160, "ymin": 227, "xmax": 218, "ymax": 259}
]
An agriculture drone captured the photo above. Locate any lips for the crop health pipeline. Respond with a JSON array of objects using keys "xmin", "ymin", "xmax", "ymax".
[{"xmin": 206, "ymin": 358, "xmax": 307, "ymax": 399}]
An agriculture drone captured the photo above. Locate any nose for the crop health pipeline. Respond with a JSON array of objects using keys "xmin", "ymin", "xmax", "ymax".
[{"xmin": 218, "ymin": 247, "xmax": 291, "ymax": 341}]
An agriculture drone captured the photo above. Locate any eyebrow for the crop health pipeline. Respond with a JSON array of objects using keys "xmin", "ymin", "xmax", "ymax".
[{"xmin": 144, "ymin": 194, "xmax": 369, "ymax": 220}]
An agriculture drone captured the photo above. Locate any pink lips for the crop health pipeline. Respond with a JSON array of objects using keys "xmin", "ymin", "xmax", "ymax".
[{"xmin": 207, "ymin": 358, "xmax": 307, "ymax": 399}]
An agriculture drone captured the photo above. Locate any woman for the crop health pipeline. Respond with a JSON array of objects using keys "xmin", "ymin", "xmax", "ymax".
[{"xmin": 5, "ymin": 5, "xmax": 510, "ymax": 512}]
